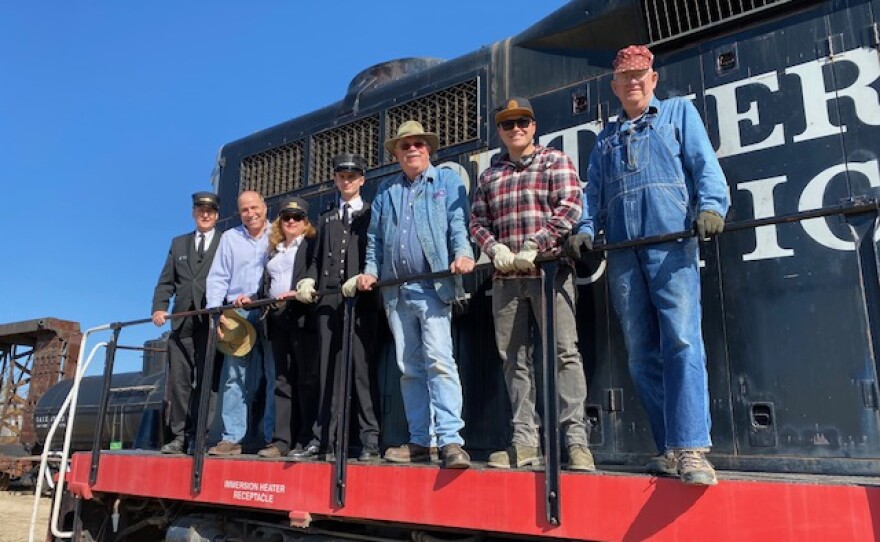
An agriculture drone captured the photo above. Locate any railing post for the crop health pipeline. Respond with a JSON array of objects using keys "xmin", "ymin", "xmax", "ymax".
[
  {"xmin": 192, "ymin": 312, "xmax": 220, "ymax": 494},
  {"xmin": 89, "ymin": 326, "xmax": 120, "ymax": 485},
  {"xmin": 539, "ymin": 260, "xmax": 561, "ymax": 526},
  {"xmin": 334, "ymin": 297, "xmax": 357, "ymax": 508}
]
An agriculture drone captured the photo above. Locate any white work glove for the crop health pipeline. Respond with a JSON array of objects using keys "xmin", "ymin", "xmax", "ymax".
[
  {"xmin": 295, "ymin": 278, "xmax": 317, "ymax": 303},
  {"xmin": 491, "ymin": 244, "xmax": 516, "ymax": 273},
  {"xmin": 342, "ymin": 275, "xmax": 360, "ymax": 298},
  {"xmin": 513, "ymin": 240, "xmax": 539, "ymax": 272}
]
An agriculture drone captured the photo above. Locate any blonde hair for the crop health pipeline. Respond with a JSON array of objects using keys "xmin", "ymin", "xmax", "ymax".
[{"xmin": 268, "ymin": 216, "xmax": 316, "ymax": 252}]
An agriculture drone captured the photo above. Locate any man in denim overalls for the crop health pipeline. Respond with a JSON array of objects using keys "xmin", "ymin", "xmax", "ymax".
[{"xmin": 567, "ymin": 45, "xmax": 730, "ymax": 486}]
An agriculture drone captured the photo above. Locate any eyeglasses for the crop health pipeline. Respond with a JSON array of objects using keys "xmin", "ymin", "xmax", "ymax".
[
  {"xmin": 281, "ymin": 214, "xmax": 305, "ymax": 223},
  {"xmin": 499, "ymin": 118, "xmax": 533, "ymax": 131},
  {"xmin": 397, "ymin": 140, "xmax": 427, "ymax": 151},
  {"xmin": 613, "ymin": 69, "xmax": 652, "ymax": 82}
]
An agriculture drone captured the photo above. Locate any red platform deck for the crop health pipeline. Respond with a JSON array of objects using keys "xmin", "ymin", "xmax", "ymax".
[{"xmin": 66, "ymin": 451, "xmax": 880, "ymax": 541}]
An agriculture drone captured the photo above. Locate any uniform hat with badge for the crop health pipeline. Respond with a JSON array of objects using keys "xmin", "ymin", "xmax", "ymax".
[
  {"xmin": 278, "ymin": 196, "xmax": 309, "ymax": 219},
  {"xmin": 384, "ymin": 120, "xmax": 440, "ymax": 154},
  {"xmin": 216, "ymin": 309, "xmax": 257, "ymax": 357},
  {"xmin": 613, "ymin": 45, "xmax": 654, "ymax": 73},
  {"xmin": 192, "ymin": 191, "xmax": 219, "ymax": 210},
  {"xmin": 332, "ymin": 153, "xmax": 367, "ymax": 174},
  {"xmin": 495, "ymin": 97, "xmax": 535, "ymax": 124}
]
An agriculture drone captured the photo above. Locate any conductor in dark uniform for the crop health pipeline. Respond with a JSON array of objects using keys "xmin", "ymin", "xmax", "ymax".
[
  {"xmin": 292, "ymin": 153, "xmax": 381, "ymax": 461},
  {"xmin": 151, "ymin": 191, "xmax": 221, "ymax": 454}
]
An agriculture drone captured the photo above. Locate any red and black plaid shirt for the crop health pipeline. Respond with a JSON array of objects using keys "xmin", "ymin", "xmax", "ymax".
[{"xmin": 470, "ymin": 145, "xmax": 583, "ymax": 277}]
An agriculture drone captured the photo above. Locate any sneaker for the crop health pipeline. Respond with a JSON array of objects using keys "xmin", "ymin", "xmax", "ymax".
[
  {"xmin": 441, "ymin": 444, "xmax": 471, "ymax": 469},
  {"xmin": 675, "ymin": 449, "xmax": 718, "ymax": 486},
  {"xmin": 487, "ymin": 445, "xmax": 542, "ymax": 469},
  {"xmin": 160, "ymin": 437, "xmax": 185, "ymax": 455},
  {"xmin": 645, "ymin": 451, "xmax": 677, "ymax": 475},
  {"xmin": 257, "ymin": 444, "xmax": 285, "ymax": 458},
  {"xmin": 384, "ymin": 443, "xmax": 437, "ymax": 463},
  {"xmin": 358, "ymin": 446, "xmax": 381, "ymax": 462},
  {"xmin": 207, "ymin": 440, "xmax": 242, "ymax": 456},
  {"xmin": 289, "ymin": 444, "xmax": 323, "ymax": 461},
  {"xmin": 567, "ymin": 445, "xmax": 596, "ymax": 471}
]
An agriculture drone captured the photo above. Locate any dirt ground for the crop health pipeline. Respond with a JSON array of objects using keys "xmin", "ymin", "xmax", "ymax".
[{"xmin": 0, "ymin": 491, "xmax": 52, "ymax": 542}]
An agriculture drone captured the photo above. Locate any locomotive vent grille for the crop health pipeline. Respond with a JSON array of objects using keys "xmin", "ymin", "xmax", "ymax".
[
  {"xmin": 642, "ymin": 0, "xmax": 794, "ymax": 44},
  {"xmin": 385, "ymin": 78, "xmax": 479, "ymax": 163},
  {"xmin": 239, "ymin": 140, "xmax": 305, "ymax": 197},
  {"xmin": 309, "ymin": 115, "xmax": 381, "ymax": 184}
]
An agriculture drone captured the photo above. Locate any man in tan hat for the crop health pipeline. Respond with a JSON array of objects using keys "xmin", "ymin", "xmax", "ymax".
[
  {"xmin": 567, "ymin": 45, "xmax": 729, "ymax": 485},
  {"xmin": 470, "ymin": 97, "xmax": 594, "ymax": 471},
  {"xmin": 205, "ymin": 190, "xmax": 275, "ymax": 455},
  {"xmin": 358, "ymin": 120, "xmax": 475, "ymax": 469},
  {"xmin": 151, "ymin": 191, "xmax": 221, "ymax": 454}
]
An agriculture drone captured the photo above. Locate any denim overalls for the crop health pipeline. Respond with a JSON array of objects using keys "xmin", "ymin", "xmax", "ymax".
[{"xmin": 580, "ymin": 96, "xmax": 730, "ymax": 451}]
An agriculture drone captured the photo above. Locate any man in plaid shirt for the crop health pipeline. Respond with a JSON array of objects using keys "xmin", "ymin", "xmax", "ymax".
[{"xmin": 469, "ymin": 97, "xmax": 593, "ymax": 471}]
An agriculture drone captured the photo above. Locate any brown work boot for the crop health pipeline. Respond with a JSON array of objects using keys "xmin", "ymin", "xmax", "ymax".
[
  {"xmin": 645, "ymin": 450, "xmax": 677, "ymax": 475},
  {"xmin": 208, "ymin": 440, "xmax": 242, "ymax": 456},
  {"xmin": 257, "ymin": 443, "xmax": 285, "ymax": 458},
  {"xmin": 487, "ymin": 444, "xmax": 542, "ymax": 469},
  {"xmin": 441, "ymin": 444, "xmax": 471, "ymax": 469},
  {"xmin": 384, "ymin": 443, "xmax": 435, "ymax": 463},
  {"xmin": 675, "ymin": 449, "xmax": 718, "ymax": 486},
  {"xmin": 567, "ymin": 445, "xmax": 596, "ymax": 471}
]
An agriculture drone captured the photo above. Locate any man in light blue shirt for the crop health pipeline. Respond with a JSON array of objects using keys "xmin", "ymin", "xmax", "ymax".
[{"xmin": 205, "ymin": 190, "xmax": 274, "ymax": 455}]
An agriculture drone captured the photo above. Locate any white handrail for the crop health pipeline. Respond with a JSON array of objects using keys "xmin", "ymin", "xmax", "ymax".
[{"xmin": 28, "ymin": 323, "xmax": 111, "ymax": 542}]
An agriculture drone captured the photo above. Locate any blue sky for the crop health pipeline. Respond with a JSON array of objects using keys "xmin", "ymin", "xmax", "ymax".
[{"xmin": 0, "ymin": 2, "xmax": 569, "ymax": 373}]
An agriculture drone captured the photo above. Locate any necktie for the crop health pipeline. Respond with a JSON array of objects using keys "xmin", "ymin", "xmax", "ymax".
[
  {"xmin": 197, "ymin": 233, "xmax": 205, "ymax": 259},
  {"xmin": 342, "ymin": 203, "xmax": 351, "ymax": 225}
]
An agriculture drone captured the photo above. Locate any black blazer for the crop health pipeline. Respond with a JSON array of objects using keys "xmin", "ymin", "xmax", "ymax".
[
  {"xmin": 151, "ymin": 230, "xmax": 221, "ymax": 331},
  {"xmin": 257, "ymin": 236, "xmax": 317, "ymax": 331},
  {"xmin": 307, "ymin": 200, "xmax": 380, "ymax": 312}
]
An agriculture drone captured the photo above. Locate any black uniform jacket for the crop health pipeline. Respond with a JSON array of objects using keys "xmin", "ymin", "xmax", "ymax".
[
  {"xmin": 307, "ymin": 200, "xmax": 380, "ymax": 313},
  {"xmin": 151, "ymin": 231, "xmax": 221, "ymax": 331}
]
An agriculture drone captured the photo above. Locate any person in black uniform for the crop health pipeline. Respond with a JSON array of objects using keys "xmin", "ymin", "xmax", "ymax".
[
  {"xmin": 151, "ymin": 191, "xmax": 222, "ymax": 454},
  {"xmin": 241, "ymin": 197, "xmax": 319, "ymax": 458},
  {"xmin": 292, "ymin": 153, "xmax": 381, "ymax": 461}
]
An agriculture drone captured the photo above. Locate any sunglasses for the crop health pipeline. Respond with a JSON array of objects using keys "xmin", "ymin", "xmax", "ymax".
[
  {"xmin": 281, "ymin": 214, "xmax": 306, "ymax": 223},
  {"xmin": 397, "ymin": 140, "xmax": 427, "ymax": 151},
  {"xmin": 499, "ymin": 118, "xmax": 533, "ymax": 131}
]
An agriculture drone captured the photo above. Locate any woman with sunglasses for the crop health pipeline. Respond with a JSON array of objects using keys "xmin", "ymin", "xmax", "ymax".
[{"xmin": 242, "ymin": 196, "xmax": 319, "ymax": 459}]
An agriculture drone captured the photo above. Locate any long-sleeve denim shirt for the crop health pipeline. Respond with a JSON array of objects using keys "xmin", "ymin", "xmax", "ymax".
[
  {"xmin": 577, "ymin": 96, "xmax": 730, "ymax": 243},
  {"xmin": 364, "ymin": 165, "xmax": 474, "ymax": 304},
  {"xmin": 206, "ymin": 224, "xmax": 270, "ymax": 308}
]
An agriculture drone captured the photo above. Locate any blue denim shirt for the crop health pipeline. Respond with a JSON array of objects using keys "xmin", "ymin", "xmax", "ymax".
[
  {"xmin": 364, "ymin": 165, "xmax": 474, "ymax": 304},
  {"xmin": 391, "ymin": 172, "xmax": 431, "ymax": 279},
  {"xmin": 577, "ymin": 96, "xmax": 730, "ymax": 243}
]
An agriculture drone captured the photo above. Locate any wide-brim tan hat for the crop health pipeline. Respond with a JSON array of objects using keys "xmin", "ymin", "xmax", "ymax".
[
  {"xmin": 216, "ymin": 309, "xmax": 257, "ymax": 357},
  {"xmin": 384, "ymin": 120, "xmax": 440, "ymax": 154}
]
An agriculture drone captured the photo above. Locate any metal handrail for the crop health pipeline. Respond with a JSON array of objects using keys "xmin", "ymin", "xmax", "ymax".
[{"xmin": 28, "ymin": 327, "xmax": 110, "ymax": 542}]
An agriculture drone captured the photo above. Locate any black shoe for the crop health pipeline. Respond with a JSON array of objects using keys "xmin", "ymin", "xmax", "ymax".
[
  {"xmin": 289, "ymin": 444, "xmax": 322, "ymax": 461},
  {"xmin": 359, "ymin": 447, "xmax": 381, "ymax": 462},
  {"xmin": 161, "ymin": 438, "xmax": 185, "ymax": 454}
]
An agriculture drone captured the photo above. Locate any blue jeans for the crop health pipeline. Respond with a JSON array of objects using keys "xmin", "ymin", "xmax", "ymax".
[
  {"xmin": 384, "ymin": 284, "xmax": 464, "ymax": 448},
  {"xmin": 219, "ymin": 309, "xmax": 275, "ymax": 444},
  {"xmin": 607, "ymin": 238, "xmax": 712, "ymax": 451}
]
